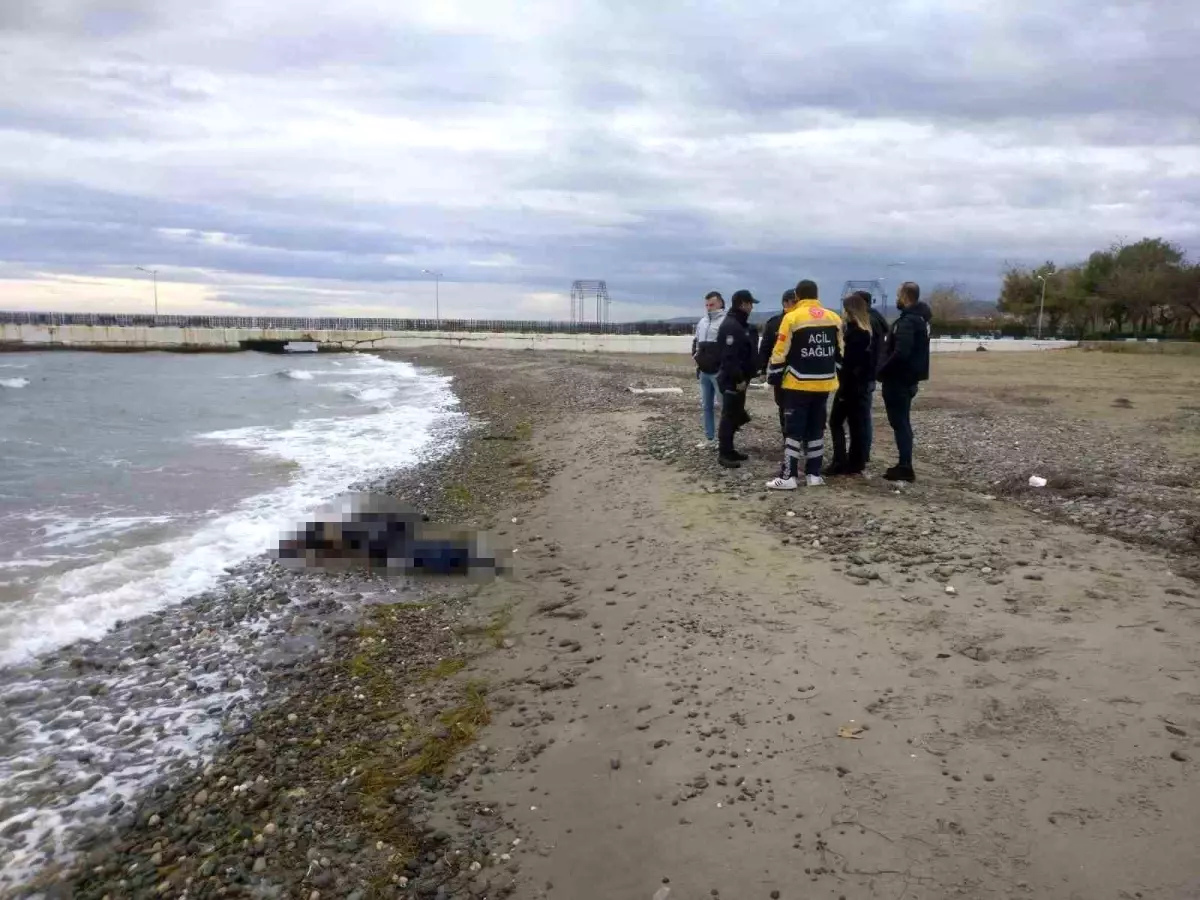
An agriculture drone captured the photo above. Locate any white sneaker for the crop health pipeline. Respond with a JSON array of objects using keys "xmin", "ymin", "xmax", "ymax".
[
  {"xmin": 696, "ymin": 439, "xmax": 716, "ymax": 450},
  {"xmin": 806, "ymin": 475, "xmax": 826, "ymax": 487},
  {"xmin": 766, "ymin": 476, "xmax": 798, "ymax": 490}
]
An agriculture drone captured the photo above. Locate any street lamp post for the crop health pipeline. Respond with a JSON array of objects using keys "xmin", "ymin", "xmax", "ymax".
[
  {"xmin": 136, "ymin": 266, "xmax": 159, "ymax": 317},
  {"xmin": 882, "ymin": 261, "xmax": 905, "ymax": 306},
  {"xmin": 421, "ymin": 269, "xmax": 443, "ymax": 326},
  {"xmin": 1035, "ymin": 274, "xmax": 1048, "ymax": 340}
]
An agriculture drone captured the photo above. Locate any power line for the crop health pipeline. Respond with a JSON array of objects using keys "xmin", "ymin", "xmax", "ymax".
[{"xmin": 569, "ymin": 280, "xmax": 610, "ymax": 325}]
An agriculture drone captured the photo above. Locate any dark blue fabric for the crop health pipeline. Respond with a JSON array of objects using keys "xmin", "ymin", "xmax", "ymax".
[
  {"xmin": 781, "ymin": 390, "xmax": 829, "ymax": 478},
  {"xmin": 718, "ymin": 389, "xmax": 749, "ymax": 456},
  {"xmin": 882, "ymin": 381, "xmax": 919, "ymax": 468},
  {"xmin": 410, "ymin": 542, "xmax": 472, "ymax": 575}
]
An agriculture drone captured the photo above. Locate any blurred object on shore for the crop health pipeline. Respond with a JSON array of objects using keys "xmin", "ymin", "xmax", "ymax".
[{"xmin": 273, "ymin": 492, "xmax": 511, "ymax": 580}]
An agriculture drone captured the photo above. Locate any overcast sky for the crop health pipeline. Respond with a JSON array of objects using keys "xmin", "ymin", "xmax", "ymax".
[{"xmin": 1, "ymin": 0, "xmax": 1197, "ymax": 320}]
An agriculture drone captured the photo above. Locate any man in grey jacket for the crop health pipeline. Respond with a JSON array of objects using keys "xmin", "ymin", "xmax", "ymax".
[{"xmin": 691, "ymin": 291, "xmax": 725, "ymax": 447}]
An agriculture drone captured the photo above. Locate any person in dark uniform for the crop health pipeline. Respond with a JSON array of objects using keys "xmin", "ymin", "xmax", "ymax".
[
  {"xmin": 758, "ymin": 288, "xmax": 797, "ymax": 479},
  {"xmin": 758, "ymin": 288, "xmax": 797, "ymax": 436},
  {"xmin": 715, "ymin": 289, "xmax": 759, "ymax": 468}
]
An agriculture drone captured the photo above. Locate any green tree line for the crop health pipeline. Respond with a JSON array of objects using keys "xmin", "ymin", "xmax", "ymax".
[{"xmin": 998, "ymin": 238, "xmax": 1200, "ymax": 339}]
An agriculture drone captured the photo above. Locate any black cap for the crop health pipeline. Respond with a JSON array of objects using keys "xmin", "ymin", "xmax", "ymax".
[
  {"xmin": 731, "ymin": 289, "xmax": 759, "ymax": 305},
  {"xmin": 781, "ymin": 288, "xmax": 796, "ymax": 304}
]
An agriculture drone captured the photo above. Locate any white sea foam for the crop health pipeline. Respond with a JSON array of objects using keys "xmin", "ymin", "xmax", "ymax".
[
  {"xmin": 0, "ymin": 377, "xmax": 29, "ymax": 389},
  {"xmin": 324, "ymin": 380, "xmax": 400, "ymax": 405},
  {"xmin": 279, "ymin": 369, "xmax": 314, "ymax": 380},
  {"xmin": 0, "ymin": 555, "xmax": 95, "ymax": 572},
  {"xmin": 32, "ymin": 513, "xmax": 176, "ymax": 549},
  {"xmin": 310, "ymin": 365, "xmax": 393, "ymax": 376},
  {"xmin": 0, "ymin": 356, "xmax": 460, "ymax": 666},
  {"xmin": 352, "ymin": 386, "xmax": 399, "ymax": 403}
]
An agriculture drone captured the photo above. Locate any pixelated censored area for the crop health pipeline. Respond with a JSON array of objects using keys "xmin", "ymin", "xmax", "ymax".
[{"xmin": 270, "ymin": 492, "xmax": 511, "ymax": 581}]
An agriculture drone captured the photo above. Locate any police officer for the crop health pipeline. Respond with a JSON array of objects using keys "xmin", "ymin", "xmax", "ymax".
[
  {"xmin": 759, "ymin": 288, "xmax": 797, "ymax": 435},
  {"xmin": 716, "ymin": 289, "xmax": 759, "ymax": 468},
  {"xmin": 765, "ymin": 279, "xmax": 843, "ymax": 489}
]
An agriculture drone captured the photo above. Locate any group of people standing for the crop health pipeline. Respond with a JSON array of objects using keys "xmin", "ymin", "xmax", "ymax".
[{"xmin": 690, "ymin": 279, "xmax": 931, "ymax": 489}]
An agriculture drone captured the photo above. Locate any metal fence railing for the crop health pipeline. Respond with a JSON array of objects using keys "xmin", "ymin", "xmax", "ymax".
[{"xmin": 0, "ymin": 310, "xmax": 695, "ymax": 336}]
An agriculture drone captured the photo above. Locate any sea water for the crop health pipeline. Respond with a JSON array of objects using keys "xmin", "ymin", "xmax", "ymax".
[{"xmin": 0, "ymin": 351, "xmax": 460, "ymax": 663}]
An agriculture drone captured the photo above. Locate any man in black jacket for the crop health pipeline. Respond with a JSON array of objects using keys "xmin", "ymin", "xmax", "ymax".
[
  {"xmin": 758, "ymin": 288, "xmax": 796, "ymax": 439},
  {"xmin": 877, "ymin": 281, "xmax": 932, "ymax": 482},
  {"xmin": 716, "ymin": 289, "xmax": 758, "ymax": 468}
]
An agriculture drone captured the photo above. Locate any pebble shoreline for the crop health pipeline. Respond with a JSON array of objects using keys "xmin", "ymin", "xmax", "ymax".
[
  {"xmin": 0, "ymin": 362, "xmax": 481, "ymax": 897},
  {"xmin": 3, "ymin": 351, "xmax": 590, "ymax": 900},
  {"xmin": 0, "ymin": 539, "xmax": 471, "ymax": 896}
]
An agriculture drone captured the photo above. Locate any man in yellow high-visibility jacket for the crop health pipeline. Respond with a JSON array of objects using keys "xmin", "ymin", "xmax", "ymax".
[{"xmin": 764, "ymin": 279, "xmax": 843, "ymax": 489}]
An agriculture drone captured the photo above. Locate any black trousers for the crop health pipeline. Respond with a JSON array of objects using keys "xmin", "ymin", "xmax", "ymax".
[
  {"xmin": 830, "ymin": 382, "xmax": 872, "ymax": 471},
  {"xmin": 882, "ymin": 381, "xmax": 919, "ymax": 468},
  {"xmin": 717, "ymin": 389, "xmax": 749, "ymax": 456},
  {"xmin": 773, "ymin": 385, "xmax": 785, "ymax": 433},
  {"xmin": 780, "ymin": 391, "xmax": 829, "ymax": 479}
]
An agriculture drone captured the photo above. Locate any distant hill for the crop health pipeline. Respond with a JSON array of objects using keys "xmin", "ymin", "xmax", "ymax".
[{"xmin": 959, "ymin": 299, "xmax": 1000, "ymax": 318}]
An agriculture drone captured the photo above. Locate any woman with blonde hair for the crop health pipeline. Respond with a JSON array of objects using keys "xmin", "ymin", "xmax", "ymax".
[{"xmin": 826, "ymin": 290, "xmax": 876, "ymax": 475}]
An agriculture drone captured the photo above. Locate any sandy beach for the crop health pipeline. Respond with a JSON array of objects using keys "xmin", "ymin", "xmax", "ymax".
[{"xmin": 21, "ymin": 346, "xmax": 1200, "ymax": 900}]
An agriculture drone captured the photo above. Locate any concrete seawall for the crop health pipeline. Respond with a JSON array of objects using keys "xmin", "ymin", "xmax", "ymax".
[
  {"xmin": 0, "ymin": 323, "xmax": 1078, "ymax": 354},
  {"xmin": 0, "ymin": 324, "xmax": 690, "ymax": 353}
]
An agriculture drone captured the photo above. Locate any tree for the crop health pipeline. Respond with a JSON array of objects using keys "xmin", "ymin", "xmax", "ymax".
[
  {"xmin": 997, "ymin": 263, "xmax": 1043, "ymax": 322},
  {"xmin": 995, "ymin": 238, "xmax": 1198, "ymax": 337},
  {"xmin": 1169, "ymin": 264, "xmax": 1200, "ymax": 331},
  {"xmin": 1102, "ymin": 238, "xmax": 1186, "ymax": 333},
  {"xmin": 1055, "ymin": 265, "xmax": 1099, "ymax": 333},
  {"xmin": 998, "ymin": 261, "xmax": 1073, "ymax": 333},
  {"xmin": 926, "ymin": 283, "xmax": 968, "ymax": 324}
]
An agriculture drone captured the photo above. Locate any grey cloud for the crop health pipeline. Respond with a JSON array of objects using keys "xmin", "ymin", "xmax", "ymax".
[
  {"xmin": 567, "ymin": 1, "xmax": 1200, "ymax": 134},
  {"xmin": 0, "ymin": 181, "xmax": 1011, "ymax": 304},
  {"xmin": 1, "ymin": 0, "xmax": 1197, "ymax": 317},
  {"xmin": 0, "ymin": 0, "xmax": 164, "ymax": 37}
]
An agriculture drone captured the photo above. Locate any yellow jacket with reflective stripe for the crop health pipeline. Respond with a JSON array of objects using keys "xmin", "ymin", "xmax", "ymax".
[{"xmin": 767, "ymin": 300, "xmax": 844, "ymax": 393}]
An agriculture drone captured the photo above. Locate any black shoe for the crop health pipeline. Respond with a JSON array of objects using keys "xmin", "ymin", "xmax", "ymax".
[
  {"xmin": 718, "ymin": 455, "xmax": 742, "ymax": 469},
  {"xmin": 884, "ymin": 465, "xmax": 916, "ymax": 482},
  {"xmin": 728, "ymin": 449, "xmax": 749, "ymax": 462},
  {"xmin": 824, "ymin": 460, "xmax": 850, "ymax": 477}
]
